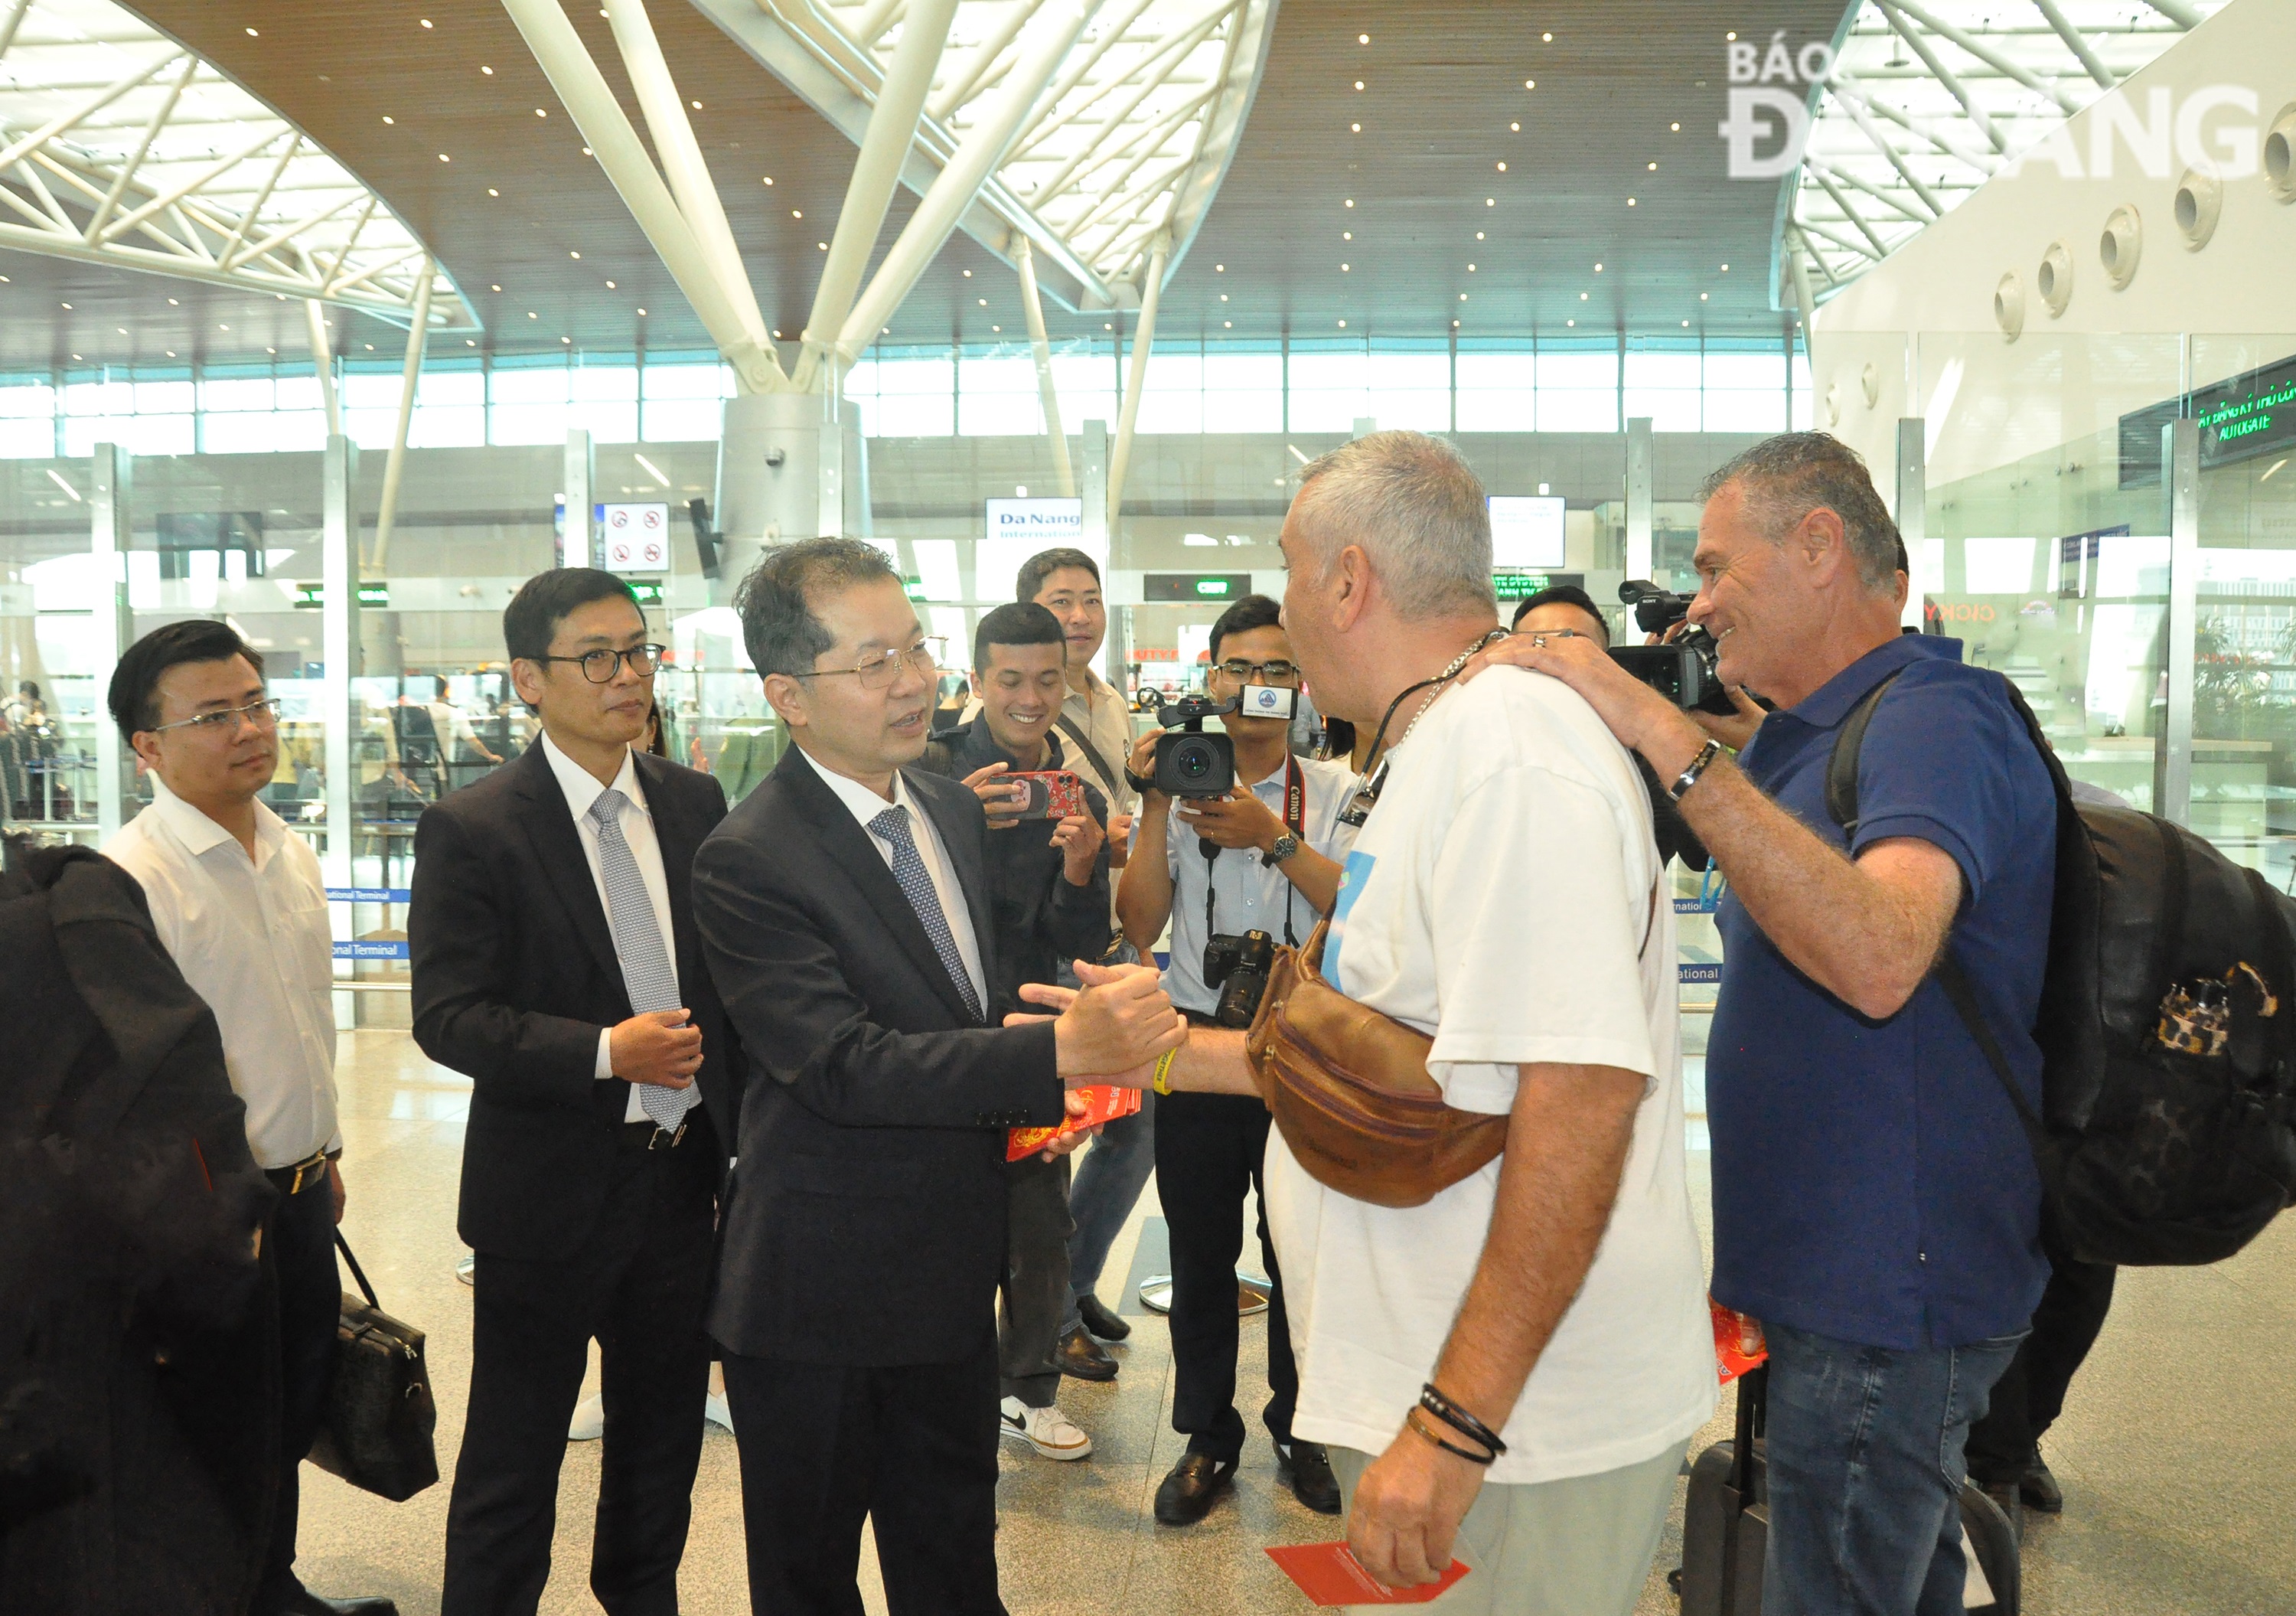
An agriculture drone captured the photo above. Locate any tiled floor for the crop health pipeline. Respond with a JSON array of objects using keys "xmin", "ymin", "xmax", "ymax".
[{"xmin": 303, "ymin": 1030, "xmax": 2296, "ymax": 1614}]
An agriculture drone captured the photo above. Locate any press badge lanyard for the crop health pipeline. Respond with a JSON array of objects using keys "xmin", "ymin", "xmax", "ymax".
[
  {"xmin": 1339, "ymin": 628, "xmax": 1510, "ymax": 829},
  {"xmin": 1201, "ymin": 755, "xmax": 1308, "ymax": 949}
]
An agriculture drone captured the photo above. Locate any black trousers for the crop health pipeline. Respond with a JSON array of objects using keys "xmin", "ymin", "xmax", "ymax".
[
  {"xmin": 1154, "ymin": 1089, "xmax": 1296, "ymax": 1464},
  {"xmin": 998, "ymin": 1157, "xmax": 1073, "ymax": 1409},
  {"xmin": 1965, "ymin": 1246, "xmax": 2118, "ymax": 1486},
  {"xmin": 721, "ymin": 1334, "xmax": 1006, "ymax": 1616},
  {"xmin": 442, "ymin": 1130, "xmax": 716, "ymax": 1616},
  {"xmin": 256, "ymin": 1162, "xmax": 346, "ymax": 1611}
]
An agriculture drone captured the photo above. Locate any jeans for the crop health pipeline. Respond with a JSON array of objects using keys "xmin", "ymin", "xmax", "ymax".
[
  {"xmin": 1060, "ymin": 1089, "xmax": 1156, "ymax": 1331},
  {"xmin": 1762, "ymin": 1321, "xmax": 2026, "ymax": 1616}
]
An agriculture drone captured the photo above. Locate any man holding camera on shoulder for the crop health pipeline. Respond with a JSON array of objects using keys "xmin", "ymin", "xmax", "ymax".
[
  {"xmin": 1480, "ymin": 431, "xmax": 2055, "ymax": 1615},
  {"xmin": 918, "ymin": 601, "xmax": 1111, "ymax": 1464},
  {"xmin": 1115, "ymin": 593, "xmax": 1353, "ymax": 1523}
]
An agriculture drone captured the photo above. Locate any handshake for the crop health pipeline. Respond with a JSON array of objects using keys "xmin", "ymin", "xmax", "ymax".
[{"xmin": 1022, "ymin": 961, "xmax": 1189, "ymax": 1089}]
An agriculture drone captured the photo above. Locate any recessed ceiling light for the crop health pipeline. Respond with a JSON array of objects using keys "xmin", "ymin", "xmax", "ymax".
[
  {"xmin": 964, "ymin": 269, "xmax": 972, "ymax": 276},
  {"xmin": 536, "ymin": 108, "xmax": 547, "ymax": 117},
  {"xmin": 1341, "ymin": 263, "xmax": 1349, "ymax": 271},
  {"xmin": 1648, "ymin": 162, "xmax": 1657, "ymax": 171},
  {"xmin": 465, "ymin": 339, "xmax": 475, "ymax": 347},
  {"xmin": 165, "ymin": 350, "xmax": 174, "ymax": 357},
  {"xmin": 1357, "ymin": 33, "xmax": 1368, "ymax": 44},
  {"xmin": 1338, "ymin": 319, "xmax": 1347, "ymax": 327},
  {"xmin": 1580, "ymin": 292, "xmax": 1589, "ymax": 300},
  {"xmin": 1720, "ymin": 263, "xmax": 1729, "ymax": 271},
  {"xmin": 1542, "ymin": 31, "xmax": 1552, "ymax": 41},
  {"xmin": 690, "ymin": 100, "xmax": 702, "ymax": 109},
  {"xmin": 1453, "ymin": 319, "xmax": 1460, "ymax": 328},
  {"xmin": 638, "ymin": 308, "xmax": 647, "ymax": 315},
  {"xmin": 1595, "ymin": 263, "xmax": 1603, "ymax": 271},
  {"xmin": 528, "ymin": 311, "xmax": 537, "ymax": 318},
  {"xmin": 992, "ymin": 325, "xmax": 1000, "ymax": 332},
  {"xmin": 365, "ymin": 343, "xmax": 375, "ymax": 351},
  {"xmin": 482, "ymin": 66, "xmax": 493, "ymax": 74},
  {"xmin": 569, "ymin": 250, "xmax": 580, "ymax": 259},
  {"xmin": 1354, "ymin": 80, "xmax": 1364, "ymax": 90},
  {"xmin": 563, "ymin": 336, "xmax": 572, "ymax": 344},
  {"xmin": 420, "ymin": 17, "xmax": 432, "ymax": 27},
  {"xmin": 1627, "ymin": 198, "xmax": 1637, "ymax": 205},
  {"xmin": 1495, "ymin": 161, "xmax": 1506, "ymax": 171},
  {"xmin": 1224, "ymin": 320, "xmax": 1232, "ymax": 328},
  {"xmin": 582, "ymin": 146, "xmax": 592, "ymax": 155},
  {"xmin": 1342, "ymin": 230, "xmax": 1352, "ymax": 240},
  {"xmin": 606, "ymin": 279, "xmax": 615, "ymax": 288},
  {"xmin": 1351, "ymin": 122, "xmax": 1361, "ymax": 132},
  {"xmin": 383, "ymin": 116, "xmax": 394, "ymax": 124},
  {"xmin": 1215, "ymin": 263, "xmax": 1225, "ymax": 270},
  {"xmin": 1459, "ymin": 293, "xmax": 1467, "ymax": 301},
  {"xmin": 1701, "ymin": 292, "xmax": 1709, "ymax": 300},
  {"xmin": 1671, "ymin": 122, "xmax": 1680, "ymax": 132},
  {"xmin": 1726, "ymin": 31, "xmax": 1737, "ymax": 42},
  {"xmin": 820, "ymin": 242, "xmax": 829, "ymax": 250},
  {"xmin": 977, "ymin": 296, "xmax": 986, "ymax": 304},
  {"xmin": 1476, "ymin": 231, "xmax": 1484, "ymax": 240},
  {"xmin": 218, "ymin": 323, "xmax": 228, "ymax": 330},
  {"xmin": 116, "ymin": 326, "xmax": 126, "ymax": 335},
  {"xmin": 1467, "ymin": 263, "xmax": 1476, "ymax": 272},
  {"xmin": 439, "ymin": 152, "xmax": 451, "ymax": 162},
  {"xmin": 168, "ymin": 296, "xmax": 178, "ymax": 305},
  {"xmin": 1486, "ymin": 198, "xmax": 1495, "ymax": 206},
  {"xmin": 793, "ymin": 210, "xmax": 802, "ymax": 218},
  {"xmin": 488, "ymin": 188, "xmax": 498, "ymax": 196},
  {"xmin": 269, "ymin": 346, "xmax": 278, "ymax": 354},
  {"xmin": 245, "ymin": 25, "xmax": 256, "ymax": 34},
  {"xmin": 491, "ymin": 283, "xmax": 501, "ymax": 290},
  {"xmin": 1344, "ymin": 199, "xmax": 1354, "ymax": 208},
  {"xmin": 1524, "ymin": 78, "xmax": 1535, "ymax": 89},
  {"xmin": 1510, "ymin": 121, "xmax": 1520, "ymax": 131},
  {"xmin": 1682, "ymin": 320, "xmax": 1691, "ymax": 327},
  {"xmin": 1566, "ymin": 318, "xmax": 1574, "ymax": 327},
  {"xmin": 1220, "ymin": 293, "xmax": 1228, "ymax": 300},
  {"xmin": 1104, "ymin": 322, "xmax": 1113, "ymax": 330}
]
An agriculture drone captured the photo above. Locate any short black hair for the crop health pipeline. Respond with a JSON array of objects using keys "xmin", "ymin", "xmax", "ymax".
[
  {"xmin": 432, "ymin": 674, "xmax": 452, "ymax": 700},
  {"xmin": 1511, "ymin": 584, "xmax": 1610, "ymax": 645},
  {"xmin": 503, "ymin": 567, "xmax": 640, "ymax": 664},
  {"xmin": 1016, "ymin": 547, "xmax": 1101, "ymax": 602},
  {"xmin": 973, "ymin": 600, "xmax": 1065, "ymax": 680},
  {"xmin": 735, "ymin": 537, "xmax": 900, "ymax": 678},
  {"xmin": 107, "ymin": 619, "xmax": 266, "ymax": 743},
  {"xmin": 1208, "ymin": 593, "xmax": 1283, "ymax": 664}
]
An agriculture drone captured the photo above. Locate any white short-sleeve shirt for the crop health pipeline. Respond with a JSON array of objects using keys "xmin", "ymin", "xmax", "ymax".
[{"xmin": 1262, "ymin": 665, "xmax": 1716, "ymax": 1486}]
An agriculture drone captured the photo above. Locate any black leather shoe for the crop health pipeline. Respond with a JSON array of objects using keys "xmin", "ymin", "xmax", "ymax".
[
  {"xmin": 1277, "ymin": 1439, "xmax": 1342, "ymax": 1514},
  {"xmin": 1078, "ymin": 1291, "xmax": 1132, "ymax": 1342},
  {"xmin": 1055, "ymin": 1324, "xmax": 1117, "ymax": 1382},
  {"xmin": 2020, "ymin": 1457, "xmax": 2064, "ymax": 1514},
  {"xmin": 1153, "ymin": 1452, "xmax": 1236, "ymax": 1525},
  {"xmin": 276, "ymin": 1594, "xmax": 400, "ymax": 1616}
]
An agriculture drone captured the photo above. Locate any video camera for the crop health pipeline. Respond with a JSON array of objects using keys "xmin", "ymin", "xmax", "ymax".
[
  {"xmin": 1151, "ymin": 694, "xmax": 1238, "ymax": 797},
  {"xmin": 1604, "ymin": 579, "xmax": 1740, "ymax": 717}
]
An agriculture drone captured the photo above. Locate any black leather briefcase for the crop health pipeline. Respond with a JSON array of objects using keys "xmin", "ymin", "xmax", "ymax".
[{"xmin": 307, "ymin": 1232, "xmax": 439, "ymax": 1502}]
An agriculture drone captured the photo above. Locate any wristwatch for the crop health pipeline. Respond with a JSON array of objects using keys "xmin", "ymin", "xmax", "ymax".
[{"xmin": 1265, "ymin": 831, "xmax": 1300, "ymax": 866}]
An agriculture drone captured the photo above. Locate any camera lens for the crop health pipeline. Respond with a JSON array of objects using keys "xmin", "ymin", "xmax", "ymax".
[{"xmin": 1178, "ymin": 744, "xmax": 1210, "ymax": 779}]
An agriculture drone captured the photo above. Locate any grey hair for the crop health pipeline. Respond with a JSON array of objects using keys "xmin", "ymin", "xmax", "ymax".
[
  {"xmin": 1700, "ymin": 432, "xmax": 1901, "ymax": 593},
  {"xmin": 1292, "ymin": 430, "xmax": 1495, "ymax": 620}
]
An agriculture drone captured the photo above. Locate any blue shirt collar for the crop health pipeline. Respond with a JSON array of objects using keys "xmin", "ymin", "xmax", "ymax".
[{"xmin": 1780, "ymin": 633, "xmax": 1965, "ymax": 731}]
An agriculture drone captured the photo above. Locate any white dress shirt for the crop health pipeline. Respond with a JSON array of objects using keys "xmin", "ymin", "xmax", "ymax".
[
  {"xmin": 540, "ymin": 733, "xmax": 680, "ymax": 1122},
  {"xmin": 103, "ymin": 775, "xmax": 340, "ymax": 1170},
  {"xmin": 796, "ymin": 744, "xmax": 990, "ymax": 1017}
]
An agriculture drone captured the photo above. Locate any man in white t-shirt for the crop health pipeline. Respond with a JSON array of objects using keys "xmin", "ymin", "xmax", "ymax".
[{"xmin": 1029, "ymin": 432, "xmax": 1713, "ymax": 1612}]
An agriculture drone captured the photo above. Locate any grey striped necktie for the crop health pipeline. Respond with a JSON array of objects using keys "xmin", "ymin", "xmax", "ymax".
[
  {"xmin": 868, "ymin": 805, "xmax": 983, "ymax": 1023},
  {"xmin": 589, "ymin": 787, "xmax": 699, "ymax": 1131}
]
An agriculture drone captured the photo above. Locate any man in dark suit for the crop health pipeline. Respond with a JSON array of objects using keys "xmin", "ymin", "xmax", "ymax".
[
  {"xmin": 692, "ymin": 539, "xmax": 1181, "ymax": 1615},
  {"xmin": 411, "ymin": 568, "xmax": 734, "ymax": 1616}
]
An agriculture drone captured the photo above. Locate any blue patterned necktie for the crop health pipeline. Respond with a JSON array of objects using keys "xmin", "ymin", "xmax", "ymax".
[
  {"xmin": 589, "ymin": 787, "xmax": 700, "ymax": 1132},
  {"xmin": 869, "ymin": 805, "xmax": 983, "ymax": 1023}
]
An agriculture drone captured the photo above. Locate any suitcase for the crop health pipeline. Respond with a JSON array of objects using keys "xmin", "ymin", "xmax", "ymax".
[{"xmin": 1676, "ymin": 1365, "xmax": 2020, "ymax": 1614}]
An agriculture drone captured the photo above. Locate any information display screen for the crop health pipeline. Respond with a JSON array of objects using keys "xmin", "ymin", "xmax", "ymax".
[{"xmin": 2118, "ymin": 348, "xmax": 2296, "ymax": 486}]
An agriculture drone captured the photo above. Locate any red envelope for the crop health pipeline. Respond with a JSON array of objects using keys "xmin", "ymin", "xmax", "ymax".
[
  {"xmin": 1006, "ymin": 1084, "xmax": 1143, "ymax": 1161},
  {"xmin": 1711, "ymin": 1295, "xmax": 1768, "ymax": 1385},
  {"xmin": 1266, "ymin": 1542, "xmax": 1471, "ymax": 1607}
]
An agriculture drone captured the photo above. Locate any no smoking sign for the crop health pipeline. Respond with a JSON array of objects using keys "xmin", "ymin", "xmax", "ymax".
[{"xmin": 601, "ymin": 502, "xmax": 671, "ymax": 574}]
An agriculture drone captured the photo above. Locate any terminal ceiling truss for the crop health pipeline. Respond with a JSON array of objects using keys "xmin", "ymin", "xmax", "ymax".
[
  {"xmin": 1783, "ymin": 0, "xmax": 2232, "ymax": 301},
  {"xmin": 0, "ymin": 0, "xmax": 475, "ymax": 331},
  {"xmin": 687, "ymin": 0, "xmax": 1277, "ymax": 312}
]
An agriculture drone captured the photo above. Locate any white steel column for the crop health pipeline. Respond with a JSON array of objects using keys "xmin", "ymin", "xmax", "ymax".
[
  {"xmin": 602, "ymin": 0, "xmax": 775, "ymax": 356},
  {"xmin": 1624, "ymin": 417, "xmax": 1654, "ymax": 582},
  {"xmin": 1895, "ymin": 417, "xmax": 1926, "ymax": 628},
  {"xmin": 794, "ymin": 0, "xmax": 960, "ymax": 391},
  {"xmin": 370, "ymin": 260, "xmax": 433, "ymax": 571},
  {"xmin": 2160, "ymin": 417, "xmax": 2200, "ymax": 825},
  {"xmin": 305, "ymin": 299, "xmax": 341, "ymax": 439},
  {"xmin": 1018, "ymin": 238, "xmax": 1075, "ymax": 497},
  {"xmin": 1081, "ymin": 416, "xmax": 1109, "ymax": 552},
  {"xmin": 1105, "ymin": 233, "xmax": 1166, "ymax": 531},
  {"xmin": 89, "ymin": 442, "xmax": 133, "ymax": 841},
  {"xmin": 501, "ymin": 0, "xmax": 784, "ymax": 393},
  {"xmin": 321, "ymin": 433, "xmax": 360, "ymax": 893},
  {"xmin": 565, "ymin": 429, "xmax": 596, "ymax": 567},
  {"xmin": 834, "ymin": 0, "xmax": 1095, "ymax": 362}
]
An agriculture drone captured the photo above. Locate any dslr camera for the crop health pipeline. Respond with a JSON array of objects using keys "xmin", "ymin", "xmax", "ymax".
[
  {"xmin": 1604, "ymin": 579, "xmax": 1739, "ymax": 717},
  {"xmin": 1204, "ymin": 929, "xmax": 1276, "ymax": 1027}
]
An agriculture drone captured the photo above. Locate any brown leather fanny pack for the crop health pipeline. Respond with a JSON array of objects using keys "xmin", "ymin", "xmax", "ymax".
[{"xmin": 1243, "ymin": 917, "xmax": 1507, "ymax": 1209}]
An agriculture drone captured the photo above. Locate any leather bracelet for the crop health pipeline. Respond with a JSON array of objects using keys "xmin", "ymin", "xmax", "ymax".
[
  {"xmin": 1419, "ymin": 1383, "xmax": 1508, "ymax": 1458},
  {"xmin": 1669, "ymin": 737, "xmax": 1723, "ymax": 802},
  {"xmin": 1151, "ymin": 1047, "xmax": 1179, "ymax": 1096},
  {"xmin": 1405, "ymin": 1405, "xmax": 1496, "ymax": 1466},
  {"xmin": 1125, "ymin": 768, "xmax": 1157, "ymax": 796}
]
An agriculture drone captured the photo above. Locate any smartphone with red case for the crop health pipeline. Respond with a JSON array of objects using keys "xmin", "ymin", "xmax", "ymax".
[{"xmin": 1004, "ymin": 769, "xmax": 1089, "ymax": 820}]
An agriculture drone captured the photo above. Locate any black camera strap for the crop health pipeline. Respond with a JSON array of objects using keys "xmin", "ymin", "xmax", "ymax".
[{"xmin": 1201, "ymin": 755, "xmax": 1308, "ymax": 951}]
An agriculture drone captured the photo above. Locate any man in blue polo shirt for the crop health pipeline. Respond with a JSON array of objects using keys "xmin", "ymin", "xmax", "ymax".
[{"xmin": 1484, "ymin": 432, "xmax": 2053, "ymax": 1616}]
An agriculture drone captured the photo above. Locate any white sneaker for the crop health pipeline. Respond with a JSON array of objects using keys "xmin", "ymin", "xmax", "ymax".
[
  {"xmin": 568, "ymin": 1391, "xmax": 604, "ymax": 1441},
  {"xmin": 999, "ymin": 1396, "xmax": 1092, "ymax": 1461},
  {"xmin": 705, "ymin": 1392, "xmax": 734, "ymax": 1432}
]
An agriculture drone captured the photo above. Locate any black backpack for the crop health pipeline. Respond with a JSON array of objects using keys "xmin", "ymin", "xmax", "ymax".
[{"xmin": 1828, "ymin": 671, "xmax": 2296, "ymax": 1267}]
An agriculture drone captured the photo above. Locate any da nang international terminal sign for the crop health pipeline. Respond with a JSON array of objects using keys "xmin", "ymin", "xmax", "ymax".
[{"xmin": 985, "ymin": 498, "xmax": 1084, "ymax": 544}]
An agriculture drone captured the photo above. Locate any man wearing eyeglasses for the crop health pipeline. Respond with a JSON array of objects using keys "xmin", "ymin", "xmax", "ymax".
[
  {"xmin": 411, "ymin": 568, "xmax": 735, "ymax": 1616},
  {"xmin": 693, "ymin": 539, "xmax": 1182, "ymax": 1614},
  {"xmin": 1115, "ymin": 592, "xmax": 1355, "ymax": 1526},
  {"xmin": 103, "ymin": 619, "xmax": 396, "ymax": 1616}
]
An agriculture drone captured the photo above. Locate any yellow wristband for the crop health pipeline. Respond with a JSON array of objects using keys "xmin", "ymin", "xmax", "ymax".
[{"xmin": 1152, "ymin": 1047, "xmax": 1179, "ymax": 1096}]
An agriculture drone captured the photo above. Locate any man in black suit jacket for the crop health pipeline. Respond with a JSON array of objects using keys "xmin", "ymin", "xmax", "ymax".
[
  {"xmin": 411, "ymin": 569, "xmax": 734, "ymax": 1616},
  {"xmin": 692, "ymin": 539, "xmax": 1180, "ymax": 1615}
]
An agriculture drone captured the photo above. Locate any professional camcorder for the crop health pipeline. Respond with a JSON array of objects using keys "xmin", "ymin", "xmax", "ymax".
[
  {"xmin": 1204, "ymin": 928, "xmax": 1276, "ymax": 1027},
  {"xmin": 1153, "ymin": 694, "xmax": 1239, "ymax": 797},
  {"xmin": 1605, "ymin": 579, "xmax": 1740, "ymax": 717}
]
